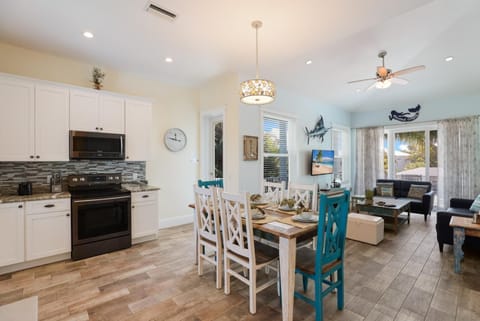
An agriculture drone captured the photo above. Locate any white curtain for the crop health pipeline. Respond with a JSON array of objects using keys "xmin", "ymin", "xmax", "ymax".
[
  {"xmin": 438, "ymin": 116, "xmax": 480, "ymax": 209},
  {"xmin": 354, "ymin": 127, "xmax": 385, "ymax": 194}
]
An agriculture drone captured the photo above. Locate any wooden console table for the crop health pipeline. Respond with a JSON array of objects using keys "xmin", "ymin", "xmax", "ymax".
[{"xmin": 449, "ymin": 216, "xmax": 480, "ymax": 273}]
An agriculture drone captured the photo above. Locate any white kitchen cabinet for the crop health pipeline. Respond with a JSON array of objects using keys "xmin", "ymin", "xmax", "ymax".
[
  {"xmin": 125, "ymin": 99, "xmax": 152, "ymax": 161},
  {"xmin": 34, "ymin": 84, "xmax": 69, "ymax": 161},
  {"xmin": 0, "ymin": 76, "xmax": 34, "ymax": 161},
  {"xmin": 25, "ymin": 199, "xmax": 71, "ymax": 261},
  {"xmin": 0, "ymin": 75, "xmax": 69, "ymax": 161},
  {"xmin": 131, "ymin": 191, "xmax": 158, "ymax": 242},
  {"xmin": 70, "ymin": 89, "xmax": 125, "ymax": 134},
  {"xmin": 0, "ymin": 202, "xmax": 25, "ymax": 267}
]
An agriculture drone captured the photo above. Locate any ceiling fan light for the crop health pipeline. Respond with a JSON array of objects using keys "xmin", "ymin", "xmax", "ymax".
[
  {"xmin": 240, "ymin": 79, "xmax": 276, "ymax": 104},
  {"xmin": 375, "ymin": 79, "xmax": 392, "ymax": 89}
]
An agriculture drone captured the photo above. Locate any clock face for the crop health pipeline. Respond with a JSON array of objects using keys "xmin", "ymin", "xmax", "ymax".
[{"xmin": 164, "ymin": 128, "xmax": 187, "ymax": 152}]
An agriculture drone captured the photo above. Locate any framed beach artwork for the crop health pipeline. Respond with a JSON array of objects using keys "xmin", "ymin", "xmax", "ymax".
[{"xmin": 243, "ymin": 135, "xmax": 258, "ymax": 161}]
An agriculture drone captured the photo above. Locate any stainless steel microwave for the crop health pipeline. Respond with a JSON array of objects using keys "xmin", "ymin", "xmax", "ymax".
[{"xmin": 69, "ymin": 130, "xmax": 125, "ymax": 160}]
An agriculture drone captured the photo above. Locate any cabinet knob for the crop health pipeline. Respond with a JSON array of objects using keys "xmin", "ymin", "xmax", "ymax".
[
  {"xmin": 36, "ymin": 155, "xmax": 40, "ymax": 159},
  {"xmin": 30, "ymin": 155, "xmax": 34, "ymax": 159},
  {"xmin": 126, "ymin": 156, "xmax": 129, "ymax": 159},
  {"xmin": 142, "ymin": 195, "xmax": 149, "ymax": 198},
  {"xmin": 44, "ymin": 204, "xmax": 55, "ymax": 208},
  {"xmin": 66, "ymin": 213, "xmax": 70, "ymax": 217},
  {"xmin": 132, "ymin": 205, "xmax": 135, "ymax": 209},
  {"xmin": 100, "ymin": 127, "xmax": 103, "ymax": 131},
  {"xmin": 96, "ymin": 127, "xmax": 99, "ymax": 130},
  {"xmin": 18, "ymin": 205, "xmax": 23, "ymax": 208}
]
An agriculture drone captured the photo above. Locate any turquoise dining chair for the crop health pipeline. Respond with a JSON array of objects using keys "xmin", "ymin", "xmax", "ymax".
[
  {"xmin": 294, "ymin": 190, "xmax": 350, "ymax": 321},
  {"xmin": 198, "ymin": 178, "xmax": 224, "ymax": 189}
]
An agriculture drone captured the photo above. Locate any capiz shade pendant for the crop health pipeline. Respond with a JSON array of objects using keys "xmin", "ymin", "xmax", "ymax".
[{"xmin": 240, "ymin": 79, "xmax": 276, "ymax": 105}]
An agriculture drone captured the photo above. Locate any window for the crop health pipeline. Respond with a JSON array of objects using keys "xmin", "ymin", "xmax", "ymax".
[
  {"xmin": 332, "ymin": 126, "xmax": 351, "ymax": 186},
  {"xmin": 384, "ymin": 124, "xmax": 438, "ymax": 196},
  {"xmin": 263, "ymin": 115, "xmax": 290, "ymax": 184}
]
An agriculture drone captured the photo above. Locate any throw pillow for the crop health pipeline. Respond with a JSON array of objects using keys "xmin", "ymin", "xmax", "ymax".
[
  {"xmin": 376, "ymin": 182, "xmax": 394, "ymax": 197},
  {"xmin": 469, "ymin": 194, "xmax": 480, "ymax": 212},
  {"xmin": 407, "ymin": 184, "xmax": 428, "ymax": 200}
]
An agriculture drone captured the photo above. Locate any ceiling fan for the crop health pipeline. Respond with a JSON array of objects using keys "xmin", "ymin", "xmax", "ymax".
[{"xmin": 348, "ymin": 50, "xmax": 425, "ymax": 90}]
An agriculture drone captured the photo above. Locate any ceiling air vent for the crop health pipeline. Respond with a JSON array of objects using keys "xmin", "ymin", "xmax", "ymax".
[{"xmin": 146, "ymin": 2, "xmax": 177, "ymax": 20}]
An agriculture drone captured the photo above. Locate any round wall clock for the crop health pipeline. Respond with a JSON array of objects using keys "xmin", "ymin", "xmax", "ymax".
[{"xmin": 164, "ymin": 128, "xmax": 187, "ymax": 152}]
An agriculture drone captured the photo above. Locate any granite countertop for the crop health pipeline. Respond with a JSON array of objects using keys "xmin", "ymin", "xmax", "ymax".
[
  {"xmin": 0, "ymin": 192, "xmax": 71, "ymax": 204},
  {"xmin": 122, "ymin": 183, "xmax": 160, "ymax": 193}
]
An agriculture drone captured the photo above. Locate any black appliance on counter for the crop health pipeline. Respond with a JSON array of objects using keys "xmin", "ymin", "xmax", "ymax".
[
  {"xmin": 69, "ymin": 130, "xmax": 125, "ymax": 160},
  {"xmin": 68, "ymin": 174, "xmax": 131, "ymax": 260},
  {"xmin": 18, "ymin": 182, "xmax": 33, "ymax": 195}
]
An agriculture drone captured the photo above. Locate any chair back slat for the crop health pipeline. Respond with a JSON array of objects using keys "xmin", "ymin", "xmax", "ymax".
[
  {"xmin": 198, "ymin": 178, "xmax": 224, "ymax": 189},
  {"xmin": 288, "ymin": 183, "xmax": 318, "ymax": 210},
  {"xmin": 193, "ymin": 185, "xmax": 221, "ymax": 244},
  {"xmin": 262, "ymin": 180, "xmax": 285, "ymax": 204},
  {"xmin": 219, "ymin": 191, "xmax": 254, "ymax": 260},
  {"xmin": 316, "ymin": 191, "xmax": 350, "ymax": 270}
]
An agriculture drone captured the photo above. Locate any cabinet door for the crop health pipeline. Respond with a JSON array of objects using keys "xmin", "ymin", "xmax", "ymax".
[
  {"xmin": 132, "ymin": 201, "xmax": 158, "ymax": 239},
  {"xmin": 70, "ymin": 89, "xmax": 99, "ymax": 132},
  {"xmin": 125, "ymin": 100, "xmax": 152, "ymax": 161},
  {"xmin": 25, "ymin": 211, "xmax": 71, "ymax": 261},
  {"xmin": 99, "ymin": 94, "xmax": 125, "ymax": 134},
  {"xmin": 0, "ymin": 202, "xmax": 25, "ymax": 267},
  {"xmin": 0, "ymin": 76, "xmax": 34, "ymax": 161},
  {"xmin": 35, "ymin": 85, "xmax": 69, "ymax": 161}
]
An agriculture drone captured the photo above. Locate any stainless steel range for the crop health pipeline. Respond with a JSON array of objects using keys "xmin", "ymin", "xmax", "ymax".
[{"xmin": 68, "ymin": 174, "xmax": 131, "ymax": 260}]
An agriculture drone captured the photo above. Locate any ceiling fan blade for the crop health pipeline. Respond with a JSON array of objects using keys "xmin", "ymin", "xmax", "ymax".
[
  {"xmin": 390, "ymin": 77, "xmax": 409, "ymax": 85},
  {"xmin": 391, "ymin": 65, "xmax": 425, "ymax": 77},
  {"xmin": 366, "ymin": 81, "xmax": 377, "ymax": 91},
  {"xmin": 347, "ymin": 77, "xmax": 378, "ymax": 84}
]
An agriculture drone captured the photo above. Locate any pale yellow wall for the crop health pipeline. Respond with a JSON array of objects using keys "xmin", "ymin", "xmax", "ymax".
[
  {"xmin": 198, "ymin": 72, "xmax": 240, "ymax": 192},
  {"xmin": 0, "ymin": 42, "xmax": 199, "ymax": 224}
]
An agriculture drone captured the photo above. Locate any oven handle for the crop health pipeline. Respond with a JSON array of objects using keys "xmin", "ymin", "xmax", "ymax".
[{"xmin": 73, "ymin": 195, "xmax": 131, "ymax": 204}]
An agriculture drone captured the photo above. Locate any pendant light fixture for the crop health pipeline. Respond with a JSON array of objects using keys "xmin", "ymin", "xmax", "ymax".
[{"xmin": 240, "ymin": 20, "xmax": 276, "ymax": 105}]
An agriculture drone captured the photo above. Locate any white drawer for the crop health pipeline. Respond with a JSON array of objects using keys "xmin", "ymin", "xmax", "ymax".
[
  {"xmin": 25, "ymin": 198, "xmax": 70, "ymax": 215},
  {"xmin": 132, "ymin": 191, "xmax": 157, "ymax": 203}
]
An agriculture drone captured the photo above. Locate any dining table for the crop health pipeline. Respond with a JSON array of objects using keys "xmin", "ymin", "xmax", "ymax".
[{"xmin": 188, "ymin": 202, "xmax": 318, "ymax": 321}]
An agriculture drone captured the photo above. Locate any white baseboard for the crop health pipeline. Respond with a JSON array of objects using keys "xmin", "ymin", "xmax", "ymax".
[
  {"xmin": 159, "ymin": 214, "xmax": 193, "ymax": 229},
  {"xmin": 0, "ymin": 253, "xmax": 71, "ymax": 275}
]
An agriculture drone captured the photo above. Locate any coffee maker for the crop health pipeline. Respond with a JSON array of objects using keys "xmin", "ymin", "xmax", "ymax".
[{"xmin": 50, "ymin": 172, "xmax": 62, "ymax": 193}]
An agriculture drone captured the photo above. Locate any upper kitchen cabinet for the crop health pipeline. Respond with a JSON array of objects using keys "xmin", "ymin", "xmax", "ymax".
[
  {"xmin": 125, "ymin": 99, "xmax": 152, "ymax": 161},
  {"xmin": 0, "ymin": 76, "xmax": 68, "ymax": 161},
  {"xmin": 35, "ymin": 85, "xmax": 69, "ymax": 161},
  {"xmin": 0, "ymin": 76, "xmax": 35, "ymax": 161},
  {"xmin": 70, "ymin": 89, "xmax": 125, "ymax": 134}
]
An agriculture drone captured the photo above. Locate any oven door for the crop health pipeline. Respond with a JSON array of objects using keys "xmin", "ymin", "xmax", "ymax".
[{"xmin": 72, "ymin": 195, "xmax": 131, "ymax": 245}]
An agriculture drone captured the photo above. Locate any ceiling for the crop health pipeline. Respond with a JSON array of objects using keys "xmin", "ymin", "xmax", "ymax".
[{"xmin": 0, "ymin": 0, "xmax": 479, "ymax": 111}]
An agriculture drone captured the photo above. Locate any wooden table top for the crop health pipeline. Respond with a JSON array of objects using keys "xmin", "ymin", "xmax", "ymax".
[
  {"xmin": 449, "ymin": 216, "xmax": 480, "ymax": 230},
  {"xmin": 188, "ymin": 203, "xmax": 318, "ymax": 240}
]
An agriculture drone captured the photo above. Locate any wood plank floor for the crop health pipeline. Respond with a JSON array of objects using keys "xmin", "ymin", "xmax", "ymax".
[{"xmin": 0, "ymin": 213, "xmax": 479, "ymax": 321}]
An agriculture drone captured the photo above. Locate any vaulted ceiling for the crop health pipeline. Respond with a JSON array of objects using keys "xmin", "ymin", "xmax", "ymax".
[{"xmin": 0, "ymin": 0, "xmax": 479, "ymax": 111}]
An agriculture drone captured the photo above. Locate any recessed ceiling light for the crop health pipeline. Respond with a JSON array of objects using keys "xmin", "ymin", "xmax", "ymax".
[
  {"xmin": 305, "ymin": 60, "xmax": 312, "ymax": 65},
  {"xmin": 445, "ymin": 56, "xmax": 454, "ymax": 62},
  {"xmin": 165, "ymin": 57, "xmax": 173, "ymax": 63},
  {"xmin": 83, "ymin": 31, "xmax": 94, "ymax": 39}
]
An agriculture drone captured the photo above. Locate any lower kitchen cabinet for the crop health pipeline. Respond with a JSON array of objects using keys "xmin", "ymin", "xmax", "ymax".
[
  {"xmin": 0, "ymin": 202, "xmax": 25, "ymax": 267},
  {"xmin": 25, "ymin": 199, "xmax": 71, "ymax": 261},
  {"xmin": 132, "ymin": 191, "xmax": 158, "ymax": 242}
]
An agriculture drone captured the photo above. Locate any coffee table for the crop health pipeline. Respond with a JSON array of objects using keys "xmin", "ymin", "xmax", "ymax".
[
  {"xmin": 449, "ymin": 216, "xmax": 480, "ymax": 273},
  {"xmin": 356, "ymin": 197, "xmax": 411, "ymax": 233}
]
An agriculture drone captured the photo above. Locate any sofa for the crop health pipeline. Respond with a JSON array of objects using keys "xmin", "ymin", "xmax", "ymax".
[
  {"xmin": 374, "ymin": 179, "xmax": 435, "ymax": 221},
  {"xmin": 436, "ymin": 198, "xmax": 480, "ymax": 252}
]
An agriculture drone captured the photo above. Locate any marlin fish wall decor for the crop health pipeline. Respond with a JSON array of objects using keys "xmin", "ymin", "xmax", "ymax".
[
  {"xmin": 389, "ymin": 104, "xmax": 421, "ymax": 122},
  {"xmin": 305, "ymin": 116, "xmax": 331, "ymax": 144}
]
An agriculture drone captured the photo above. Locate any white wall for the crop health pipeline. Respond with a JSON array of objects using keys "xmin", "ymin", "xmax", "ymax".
[
  {"xmin": 0, "ymin": 42, "xmax": 199, "ymax": 227},
  {"xmin": 351, "ymin": 94, "xmax": 480, "ymax": 128},
  {"xmin": 238, "ymin": 88, "xmax": 352, "ymax": 193}
]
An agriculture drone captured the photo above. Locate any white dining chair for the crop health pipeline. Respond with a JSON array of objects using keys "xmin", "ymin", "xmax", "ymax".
[
  {"xmin": 219, "ymin": 191, "xmax": 278, "ymax": 314},
  {"xmin": 193, "ymin": 184, "xmax": 223, "ymax": 289},
  {"xmin": 262, "ymin": 180, "xmax": 285, "ymax": 204},
  {"xmin": 288, "ymin": 182, "xmax": 318, "ymax": 211}
]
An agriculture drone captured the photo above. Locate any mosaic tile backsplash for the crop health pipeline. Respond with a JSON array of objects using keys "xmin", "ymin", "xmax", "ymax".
[{"xmin": 0, "ymin": 161, "xmax": 146, "ymax": 195}]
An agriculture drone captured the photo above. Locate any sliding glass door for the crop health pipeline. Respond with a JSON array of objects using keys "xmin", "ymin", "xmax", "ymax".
[{"xmin": 385, "ymin": 125, "xmax": 438, "ymax": 198}]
